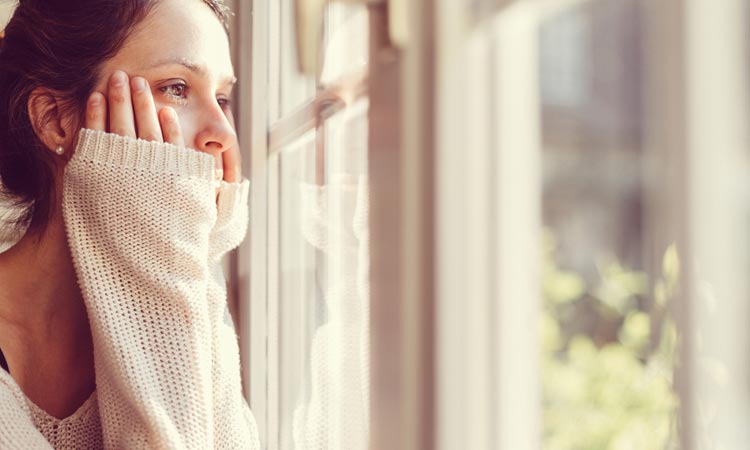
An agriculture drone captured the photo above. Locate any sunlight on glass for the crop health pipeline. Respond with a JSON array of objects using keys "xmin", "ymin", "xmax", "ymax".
[{"xmin": 538, "ymin": 1, "xmax": 679, "ymax": 448}]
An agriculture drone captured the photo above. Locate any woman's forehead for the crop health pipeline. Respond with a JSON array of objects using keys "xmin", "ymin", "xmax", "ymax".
[{"xmin": 106, "ymin": 0, "xmax": 233, "ymax": 81}]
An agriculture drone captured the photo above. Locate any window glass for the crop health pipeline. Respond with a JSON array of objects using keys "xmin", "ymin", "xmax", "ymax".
[
  {"xmin": 539, "ymin": 1, "xmax": 678, "ymax": 448},
  {"xmin": 320, "ymin": 4, "xmax": 369, "ymax": 85},
  {"xmin": 273, "ymin": 4, "xmax": 371, "ymax": 449},
  {"xmin": 278, "ymin": 129, "xmax": 318, "ymax": 449},
  {"xmin": 279, "ymin": 100, "xmax": 370, "ymax": 450},
  {"xmin": 280, "ymin": 0, "xmax": 316, "ymax": 117},
  {"xmin": 276, "ymin": 1, "xmax": 369, "ymax": 118}
]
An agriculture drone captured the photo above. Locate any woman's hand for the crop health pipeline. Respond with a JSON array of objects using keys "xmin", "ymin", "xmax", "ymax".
[
  {"xmin": 221, "ymin": 108, "xmax": 242, "ymax": 183},
  {"xmin": 84, "ymin": 70, "xmax": 241, "ymax": 186},
  {"xmin": 85, "ymin": 70, "xmax": 185, "ymax": 147}
]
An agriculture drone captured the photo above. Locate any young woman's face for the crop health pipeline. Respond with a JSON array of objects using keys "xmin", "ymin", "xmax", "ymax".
[{"xmin": 92, "ymin": 0, "xmax": 237, "ymax": 156}]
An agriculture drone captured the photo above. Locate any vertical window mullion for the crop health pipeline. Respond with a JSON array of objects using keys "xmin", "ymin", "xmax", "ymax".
[
  {"xmin": 683, "ymin": 0, "xmax": 750, "ymax": 448},
  {"xmin": 368, "ymin": 3, "xmax": 410, "ymax": 450},
  {"xmin": 490, "ymin": 5, "xmax": 542, "ymax": 450},
  {"xmin": 266, "ymin": 2, "xmax": 284, "ymax": 449},
  {"xmin": 266, "ymin": 152, "xmax": 281, "ymax": 450},
  {"xmin": 233, "ymin": 0, "xmax": 272, "ymax": 447},
  {"xmin": 434, "ymin": 3, "xmax": 495, "ymax": 450},
  {"xmin": 644, "ymin": 1, "xmax": 750, "ymax": 448},
  {"xmin": 269, "ymin": 0, "xmax": 282, "ymax": 125}
]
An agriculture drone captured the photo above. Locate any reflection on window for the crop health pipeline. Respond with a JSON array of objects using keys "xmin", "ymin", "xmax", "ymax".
[
  {"xmin": 273, "ymin": 4, "xmax": 371, "ymax": 449},
  {"xmin": 279, "ymin": 0, "xmax": 316, "ymax": 117},
  {"xmin": 283, "ymin": 100, "xmax": 370, "ymax": 450},
  {"xmin": 539, "ymin": 1, "xmax": 678, "ymax": 448}
]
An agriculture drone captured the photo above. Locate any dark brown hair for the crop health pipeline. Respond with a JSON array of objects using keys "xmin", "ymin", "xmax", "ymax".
[{"xmin": 0, "ymin": 0, "xmax": 231, "ymax": 240}]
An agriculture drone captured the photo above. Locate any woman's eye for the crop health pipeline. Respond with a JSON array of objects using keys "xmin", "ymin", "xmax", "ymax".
[
  {"xmin": 159, "ymin": 83, "xmax": 188, "ymax": 101},
  {"xmin": 217, "ymin": 97, "xmax": 232, "ymax": 110}
]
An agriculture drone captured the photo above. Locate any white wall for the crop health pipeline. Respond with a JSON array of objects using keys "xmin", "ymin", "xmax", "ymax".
[{"xmin": 0, "ymin": 1, "xmax": 16, "ymax": 32}]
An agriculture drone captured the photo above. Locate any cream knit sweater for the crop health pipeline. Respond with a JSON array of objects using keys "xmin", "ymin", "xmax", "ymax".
[{"xmin": 0, "ymin": 129, "xmax": 261, "ymax": 449}]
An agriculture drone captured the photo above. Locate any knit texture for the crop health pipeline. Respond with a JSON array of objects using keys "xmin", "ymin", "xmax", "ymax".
[
  {"xmin": 291, "ymin": 177, "xmax": 370, "ymax": 450},
  {"xmin": 0, "ymin": 129, "xmax": 260, "ymax": 449}
]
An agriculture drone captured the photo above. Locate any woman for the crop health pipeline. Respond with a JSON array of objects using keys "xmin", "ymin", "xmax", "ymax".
[{"xmin": 0, "ymin": 0, "xmax": 260, "ymax": 448}]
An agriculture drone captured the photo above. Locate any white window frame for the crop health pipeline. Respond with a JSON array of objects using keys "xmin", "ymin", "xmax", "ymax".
[
  {"xmin": 642, "ymin": 0, "xmax": 750, "ymax": 448},
  {"xmin": 225, "ymin": 0, "xmax": 272, "ymax": 444}
]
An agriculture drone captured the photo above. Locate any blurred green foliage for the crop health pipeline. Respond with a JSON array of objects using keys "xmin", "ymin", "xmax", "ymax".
[{"xmin": 541, "ymin": 232, "xmax": 679, "ymax": 450}]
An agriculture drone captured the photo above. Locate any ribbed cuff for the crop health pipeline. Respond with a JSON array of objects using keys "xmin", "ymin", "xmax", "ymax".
[
  {"xmin": 209, "ymin": 178, "xmax": 250, "ymax": 262},
  {"xmin": 216, "ymin": 178, "xmax": 250, "ymax": 221},
  {"xmin": 74, "ymin": 129, "xmax": 215, "ymax": 181}
]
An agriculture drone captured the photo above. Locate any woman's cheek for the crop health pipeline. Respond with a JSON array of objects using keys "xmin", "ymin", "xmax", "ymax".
[
  {"xmin": 224, "ymin": 107, "xmax": 236, "ymax": 130},
  {"xmin": 175, "ymin": 111, "xmax": 197, "ymax": 148}
]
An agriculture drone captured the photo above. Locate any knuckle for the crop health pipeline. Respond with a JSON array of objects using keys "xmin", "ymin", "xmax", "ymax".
[
  {"xmin": 163, "ymin": 120, "xmax": 180, "ymax": 135},
  {"xmin": 109, "ymin": 91, "xmax": 128, "ymax": 104},
  {"xmin": 160, "ymin": 124, "xmax": 174, "ymax": 138},
  {"xmin": 133, "ymin": 92, "xmax": 152, "ymax": 109},
  {"xmin": 141, "ymin": 133, "xmax": 160, "ymax": 142},
  {"xmin": 86, "ymin": 107, "xmax": 101, "ymax": 123},
  {"xmin": 110, "ymin": 126, "xmax": 133, "ymax": 137}
]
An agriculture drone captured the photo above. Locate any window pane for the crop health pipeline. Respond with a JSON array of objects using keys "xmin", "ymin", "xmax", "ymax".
[
  {"xmin": 436, "ymin": 1, "xmax": 749, "ymax": 448},
  {"xmin": 274, "ymin": 4, "xmax": 371, "ymax": 448},
  {"xmin": 278, "ymin": 100, "xmax": 370, "ymax": 450},
  {"xmin": 276, "ymin": 0, "xmax": 369, "ymax": 118},
  {"xmin": 538, "ymin": 1, "xmax": 679, "ymax": 449},
  {"xmin": 320, "ymin": 4, "xmax": 370, "ymax": 85},
  {"xmin": 278, "ymin": 129, "xmax": 318, "ymax": 450},
  {"xmin": 280, "ymin": 0, "xmax": 316, "ymax": 117}
]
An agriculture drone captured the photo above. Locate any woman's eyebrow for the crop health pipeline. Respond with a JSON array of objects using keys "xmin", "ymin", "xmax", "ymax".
[{"xmin": 138, "ymin": 57, "xmax": 237, "ymax": 86}]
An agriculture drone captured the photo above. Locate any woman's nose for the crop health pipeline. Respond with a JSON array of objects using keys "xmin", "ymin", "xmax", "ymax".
[{"xmin": 193, "ymin": 108, "xmax": 237, "ymax": 157}]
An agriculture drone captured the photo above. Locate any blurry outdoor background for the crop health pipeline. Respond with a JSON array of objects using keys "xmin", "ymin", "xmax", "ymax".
[
  {"xmin": 1, "ymin": 0, "xmax": 747, "ymax": 449},
  {"xmin": 539, "ymin": 2, "xmax": 677, "ymax": 448}
]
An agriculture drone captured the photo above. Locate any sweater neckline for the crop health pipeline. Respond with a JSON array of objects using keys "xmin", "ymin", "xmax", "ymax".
[
  {"xmin": 26, "ymin": 389, "xmax": 98, "ymax": 424},
  {"xmin": 0, "ymin": 368, "xmax": 97, "ymax": 424}
]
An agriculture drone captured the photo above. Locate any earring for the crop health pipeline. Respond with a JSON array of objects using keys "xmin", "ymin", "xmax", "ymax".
[{"xmin": 55, "ymin": 145, "xmax": 64, "ymax": 156}]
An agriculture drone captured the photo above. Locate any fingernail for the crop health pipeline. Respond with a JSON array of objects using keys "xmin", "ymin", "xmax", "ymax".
[
  {"xmin": 132, "ymin": 77, "xmax": 146, "ymax": 92},
  {"xmin": 161, "ymin": 107, "xmax": 177, "ymax": 123},
  {"xmin": 111, "ymin": 71, "xmax": 126, "ymax": 87},
  {"xmin": 89, "ymin": 92, "xmax": 101, "ymax": 106}
]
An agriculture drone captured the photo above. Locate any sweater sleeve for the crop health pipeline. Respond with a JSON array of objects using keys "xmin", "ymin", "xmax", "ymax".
[
  {"xmin": 62, "ymin": 129, "xmax": 259, "ymax": 449},
  {"xmin": 207, "ymin": 180, "xmax": 261, "ymax": 449}
]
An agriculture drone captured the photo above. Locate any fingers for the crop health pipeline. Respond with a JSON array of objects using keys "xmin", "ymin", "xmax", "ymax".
[
  {"xmin": 222, "ymin": 109, "xmax": 242, "ymax": 183},
  {"xmin": 158, "ymin": 107, "xmax": 185, "ymax": 148},
  {"xmin": 222, "ymin": 146, "xmax": 242, "ymax": 183},
  {"xmin": 107, "ymin": 70, "xmax": 136, "ymax": 139},
  {"xmin": 130, "ymin": 77, "xmax": 163, "ymax": 143},
  {"xmin": 103, "ymin": 70, "xmax": 166, "ymax": 142},
  {"xmin": 85, "ymin": 92, "xmax": 107, "ymax": 131},
  {"xmin": 88, "ymin": 71, "xmax": 192, "ymax": 165}
]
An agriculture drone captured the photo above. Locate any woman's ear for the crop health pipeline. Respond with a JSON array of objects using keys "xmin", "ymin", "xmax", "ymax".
[{"xmin": 27, "ymin": 87, "xmax": 75, "ymax": 154}]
